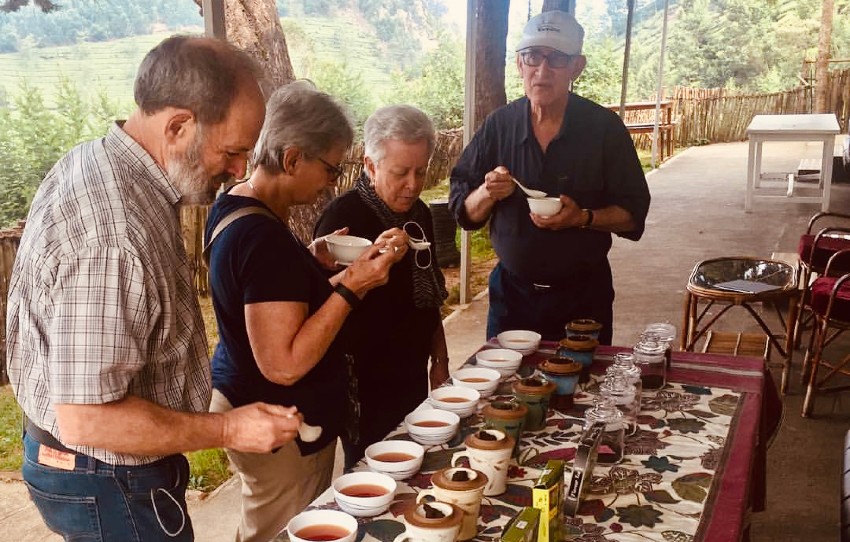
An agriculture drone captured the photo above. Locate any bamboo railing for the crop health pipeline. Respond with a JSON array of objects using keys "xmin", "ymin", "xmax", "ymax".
[{"xmin": 0, "ymin": 222, "xmax": 25, "ymax": 384}]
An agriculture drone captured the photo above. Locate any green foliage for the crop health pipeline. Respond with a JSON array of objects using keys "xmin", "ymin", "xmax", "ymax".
[
  {"xmin": 390, "ymin": 34, "xmax": 465, "ymax": 129},
  {"xmin": 0, "ymin": 387, "xmax": 23, "ymax": 472},
  {"xmin": 310, "ymin": 60, "xmax": 375, "ymax": 129},
  {"xmin": 574, "ymin": 37, "xmax": 623, "ymax": 104},
  {"xmin": 0, "ymin": 76, "xmax": 132, "ymax": 227},
  {"xmin": 186, "ymin": 448, "xmax": 232, "ymax": 492}
]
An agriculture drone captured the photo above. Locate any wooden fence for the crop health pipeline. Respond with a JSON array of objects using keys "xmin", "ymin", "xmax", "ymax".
[{"xmin": 0, "ymin": 223, "xmax": 24, "ymax": 384}]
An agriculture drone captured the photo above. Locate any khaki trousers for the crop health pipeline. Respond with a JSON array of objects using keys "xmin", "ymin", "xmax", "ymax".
[{"xmin": 210, "ymin": 390, "xmax": 335, "ymax": 542}]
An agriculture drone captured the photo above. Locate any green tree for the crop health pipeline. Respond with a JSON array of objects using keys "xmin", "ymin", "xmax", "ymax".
[
  {"xmin": 390, "ymin": 34, "xmax": 464, "ymax": 129},
  {"xmin": 309, "ymin": 60, "xmax": 374, "ymax": 129}
]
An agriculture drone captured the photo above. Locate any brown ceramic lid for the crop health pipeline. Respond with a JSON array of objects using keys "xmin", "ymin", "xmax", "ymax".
[
  {"xmin": 567, "ymin": 319, "xmax": 602, "ymax": 332},
  {"xmin": 405, "ymin": 501, "xmax": 463, "ymax": 529},
  {"xmin": 559, "ymin": 335, "xmax": 600, "ymax": 351},
  {"xmin": 464, "ymin": 429, "xmax": 515, "ymax": 451},
  {"xmin": 431, "ymin": 467, "xmax": 488, "ymax": 492},
  {"xmin": 512, "ymin": 376, "xmax": 557, "ymax": 396},
  {"xmin": 539, "ymin": 358, "xmax": 583, "ymax": 376},
  {"xmin": 482, "ymin": 398, "xmax": 528, "ymax": 420}
]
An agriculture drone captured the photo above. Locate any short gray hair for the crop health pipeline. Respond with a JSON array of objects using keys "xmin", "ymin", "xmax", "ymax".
[
  {"xmin": 134, "ymin": 35, "xmax": 262, "ymax": 125},
  {"xmin": 253, "ymin": 80, "xmax": 355, "ymax": 172},
  {"xmin": 364, "ymin": 105, "xmax": 436, "ymax": 163}
]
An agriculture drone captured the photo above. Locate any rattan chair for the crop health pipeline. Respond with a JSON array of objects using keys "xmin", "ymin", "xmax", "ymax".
[
  {"xmin": 801, "ymin": 249, "xmax": 850, "ymax": 417},
  {"xmin": 794, "ymin": 212, "xmax": 850, "ymax": 351}
]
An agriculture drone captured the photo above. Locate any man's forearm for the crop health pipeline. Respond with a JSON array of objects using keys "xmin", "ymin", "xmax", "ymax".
[
  {"xmin": 55, "ymin": 396, "xmax": 227, "ymax": 455},
  {"xmin": 586, "ymin": 205, "xmax": 635, "ymax": 233},
  {"xmin": 463, "ymin": 184, "xmax": 497, "ymax": 224}
]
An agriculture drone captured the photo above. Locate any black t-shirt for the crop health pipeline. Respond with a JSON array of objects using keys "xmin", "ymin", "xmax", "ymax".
[
  {"xmin": 205, "ymin": 191, "xmax": 347, "ymax": 455},
  {"xmin": 448, "ymin": 93, "xmax": 651, "ymax": 285}
]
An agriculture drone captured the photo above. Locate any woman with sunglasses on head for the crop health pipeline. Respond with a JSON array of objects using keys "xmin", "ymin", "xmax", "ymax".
[
  {"xmin": 204, "ymin": 81, "xmax": 408, "ymax": 542},
  {"xmin": 315, "ymin": 104, "xmax": 449, "ymax": 468}
]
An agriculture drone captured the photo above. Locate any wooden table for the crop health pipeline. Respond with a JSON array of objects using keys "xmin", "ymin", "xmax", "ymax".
[
  {"xmin": 285, "ymin": 344, "xmax": 779, "ymax": 542},
  {"xmin": 605, "ymin": 100, "xmax": 676, "ymax": 162},
  {"xmin": 745, "ymin": 113, "xmax": 841, "ymax": 212}
]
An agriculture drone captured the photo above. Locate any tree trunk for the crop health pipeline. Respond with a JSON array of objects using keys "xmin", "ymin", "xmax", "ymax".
[
  {"xmin": 472, "ymin": 0, "xmax": 509, "ymax": 132},
  {"xmin": 542, "ymin": 0, "xmax": 573, "ymax": 13},
  {"xmin": 814, "ymin": 0, "xmax": 834, "ymax": 113}
]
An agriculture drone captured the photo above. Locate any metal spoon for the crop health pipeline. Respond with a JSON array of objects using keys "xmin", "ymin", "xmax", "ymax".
[{"xmin": 512, "ymin": 177, "xmax": 547, "ymax": 199}]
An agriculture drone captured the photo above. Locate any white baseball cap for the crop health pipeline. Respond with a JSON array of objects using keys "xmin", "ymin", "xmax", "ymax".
[{"xmin": 515, "ymin": 10, "xmax": 584, "ymax": 56}]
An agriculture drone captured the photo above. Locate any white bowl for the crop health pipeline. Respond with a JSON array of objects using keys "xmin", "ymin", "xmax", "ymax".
[
  {"xmin": 429, "ymin": 385, "xmax": 480, "ymax": 418},
  {"xmin": 325, "ymin": 234, "xmax": 372, "ymax": 264},
  {"xmin": 451, "ymin": 367, "xmax": 501, "ymax": 398},
  {"xmin": 332, "ymin": 471, "xmax": 396, "ymax": 517},
  {"xmin": 527, "ymin": 197, "xmax": 563, "ymax": 217},
  {"xmin": 475, "ymin": 348, "xmax": 524, "ymax": 379},
  {"xmin": 287, "ymin": 509, "xmax": 357, "ymax": 542},
  {"xmin": 404, "ymin": 408, "xmax": 460, "ymax": 446},
  {"xmin": 496, "ymin": 330, "xmax": 542, "ymax": 356},
  {"xmin": 365, "ymin": 440, "xmax": 425, "ymax": 480}
]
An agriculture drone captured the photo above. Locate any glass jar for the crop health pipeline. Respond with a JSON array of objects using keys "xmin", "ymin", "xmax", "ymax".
[
  {"xmin": 633, "ymin": 335, "xmax": 666, "ymax": 390},
  {"xmin": 643, "ymin": 323, "xmax": 677, "ymax": 370},
  {"xmin": 599, "ymin": 373, "xmax": 638, "ymax": 436},
  {"xmin": 583, "ymin": 396, "xmax": 624, "ymax": 464}
]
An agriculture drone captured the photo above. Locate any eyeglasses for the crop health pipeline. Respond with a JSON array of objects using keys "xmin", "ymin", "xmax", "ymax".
[
  {"xmin": 520, "ymin": 49, "xmax": 572, "ymax": 69},
  {"xmin": 310, "ymin": 154, "xmax": 345, "ymax": 182}
]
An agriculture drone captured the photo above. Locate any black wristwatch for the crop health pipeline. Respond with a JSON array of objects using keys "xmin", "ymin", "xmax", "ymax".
[{"xmin": 581, "ymin": 209, "xmax": 594, "ymax": 228}]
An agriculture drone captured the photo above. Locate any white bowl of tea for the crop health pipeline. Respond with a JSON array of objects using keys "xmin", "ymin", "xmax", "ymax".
[
  {"xmin": 451, "ymin": 367, "xmax": 501, "ymax": 397},
  {"xmin": 429, "ymin": 385, "xmax": 480, "ymax": 418},
  {"xmin": 332, "ymin": 471, "xmax": 397, "ymax": 517},
  {"xmin": 287, "ymin": 509, "xmax": 358, "ymax": 542},
  {"xmin": 496, "ymin": 330, "xmax": 542, "ymax": 356},
  {"xmin": 404, "ymin": 408, "xmax": 460, "ymax": 446},
  {"xmin": 475, "ymin": 348, "xmax": 524, "ymax": 379},
  {"xmin": 364, "ymin": 440, "xmax": 425, "ymax": 480}
]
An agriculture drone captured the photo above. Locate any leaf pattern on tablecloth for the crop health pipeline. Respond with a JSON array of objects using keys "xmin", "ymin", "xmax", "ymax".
[
  {"xmin": 708, "ymin": 394, "xmax": 739, "ymax": 416},
  {"xmin": 307, "ymin": 380, "xmax": 743, "ymax": 542},
  {"xmin": 671, "ymin": 472, "xmax": 713, "ymax": 503}
]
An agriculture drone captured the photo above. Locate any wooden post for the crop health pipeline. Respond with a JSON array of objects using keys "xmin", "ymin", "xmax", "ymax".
[{"xmin": 202, "ymin": 0, "xmax": 226, "ymax": 39}]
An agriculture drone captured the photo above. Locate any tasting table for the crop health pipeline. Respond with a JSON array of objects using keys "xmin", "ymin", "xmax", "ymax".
[{"xmin": 282, "ymin": 343, "xmax": 780, "ymax": 542}]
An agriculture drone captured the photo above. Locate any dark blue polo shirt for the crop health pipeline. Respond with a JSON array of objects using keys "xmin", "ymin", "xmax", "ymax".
[{"xmin": 449, "ymin": 94, "xmax": 650, "ymax": 285}]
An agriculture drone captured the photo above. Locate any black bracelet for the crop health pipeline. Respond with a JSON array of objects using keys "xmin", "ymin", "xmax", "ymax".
[{"xmin": 334, "ymin": 283, "xmax": 361, "ymax": 309}]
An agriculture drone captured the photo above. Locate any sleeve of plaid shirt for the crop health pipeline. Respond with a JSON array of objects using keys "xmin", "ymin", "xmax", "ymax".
[{"xmin": 47, "ymin": 246, "xmax": 159, "ymax": 405}]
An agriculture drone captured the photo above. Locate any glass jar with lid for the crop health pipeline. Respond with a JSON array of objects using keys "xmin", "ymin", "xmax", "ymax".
[
  {"xmin": 607, "ymin": 351, "xmax": 642, "ymax": 403},
  {"xmin": 643, "ymin": 323, "xmax": 677, "ymax": 370},
  {"xmin": 633, "ymin": 335, "xmax": 666, "ymax": 390},
  {"xmin": 599, "ymin": 373, "xmax": 638, "ymax": 436},
  {"xmin": 583, "ymin": 396, "xmax": 624, "ymax": 464}
]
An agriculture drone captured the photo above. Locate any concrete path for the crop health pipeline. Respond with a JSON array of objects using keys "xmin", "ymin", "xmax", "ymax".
[{"xmin": 3, "ymin": 139, "xmax": 849, "ymax": 540}]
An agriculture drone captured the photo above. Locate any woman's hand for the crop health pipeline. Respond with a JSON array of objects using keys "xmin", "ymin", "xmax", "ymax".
[
  {"xmin": 310, "ymin": 227, "xmax": 348, "ymax": 270},
  {"xmin": 342, "ymin": 231, "xmax": 408, "ymax": 296},
  {"xmin": 374, "ymin": 227, "xmax": 410, "ymax": 263}
]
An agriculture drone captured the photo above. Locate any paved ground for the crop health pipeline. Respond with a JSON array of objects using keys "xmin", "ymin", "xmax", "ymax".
[{"xmin": 3, "ymin": 139, "xmax": 850, "ymax": 541}]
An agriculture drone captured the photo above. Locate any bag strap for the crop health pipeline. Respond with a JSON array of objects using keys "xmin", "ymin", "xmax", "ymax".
[{"xmin": 203, "ymin": 205, "xmax": 278, "ymax": 265}]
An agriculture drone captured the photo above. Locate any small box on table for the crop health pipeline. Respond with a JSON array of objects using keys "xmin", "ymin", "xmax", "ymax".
[
  {"xmin": 532, "ymin": 460, "xmax": 564, "ymax": 542},
  {"xmin": 500, "ymin": 507, "xmax": 540, "ymax": 542}
]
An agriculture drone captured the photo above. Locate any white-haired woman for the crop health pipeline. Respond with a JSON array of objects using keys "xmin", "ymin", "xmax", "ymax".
[
  {"xmin": 315, "ymin": 104, "xmax": 448, "ymax": 468},
  {"xmin": 205, "ymin": 82, "xmax": 408, "ymax": 542}
]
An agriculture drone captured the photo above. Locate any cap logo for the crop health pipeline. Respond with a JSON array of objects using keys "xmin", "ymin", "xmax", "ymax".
[{"xmin": 537, "ymin": 24, "xmax": 561, "ymax": 33}]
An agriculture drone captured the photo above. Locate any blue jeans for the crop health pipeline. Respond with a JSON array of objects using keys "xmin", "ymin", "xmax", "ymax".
[
  {"xmin": 487, "ymin": 261, "xmax": 615, "ymax": 344},
  {"xmin": 22, "ymin": 433, "xmax": 193, "ymax": 541}
]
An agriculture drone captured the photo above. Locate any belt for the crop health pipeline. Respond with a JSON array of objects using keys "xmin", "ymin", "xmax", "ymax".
[{"xmin": 24, "ymin": 417, "xmax": 76, "ymax": 455}]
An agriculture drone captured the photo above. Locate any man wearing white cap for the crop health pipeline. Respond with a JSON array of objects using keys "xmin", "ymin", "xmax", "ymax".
[{"xmin": 449, "ymin": 11, "xmax": 650, "ymax": 345}]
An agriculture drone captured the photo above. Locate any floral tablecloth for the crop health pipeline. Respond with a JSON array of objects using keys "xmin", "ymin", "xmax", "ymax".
[{"xmin": 292, "ymin": 345, "xmax": 777, "ymax": 542}]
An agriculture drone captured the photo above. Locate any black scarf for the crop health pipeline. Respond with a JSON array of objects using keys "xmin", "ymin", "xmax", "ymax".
[{"xmin": 354, "ymin": 173, "xmax": 448, "ymax": 309}]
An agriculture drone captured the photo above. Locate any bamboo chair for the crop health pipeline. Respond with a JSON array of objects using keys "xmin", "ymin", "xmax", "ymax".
[
  {"xmin": 793, "ymin": 212, "xmax": 850, "ymax": 353},
  {"xmin": 801, "ymin": 249, "xmax": 850, "ymax": 417}
]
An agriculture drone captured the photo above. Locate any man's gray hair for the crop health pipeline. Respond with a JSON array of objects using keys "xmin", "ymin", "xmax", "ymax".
[
  {"xmin": 134, "ymin": 35, "xmax": 262, "ymax": 125},
  {"xmin": 253, "ymin": 80, "xmax": 355, "ymax": 172},
  {"xmin": 364, "ymin": 105, "xmax": 436, "ymax": 163}
]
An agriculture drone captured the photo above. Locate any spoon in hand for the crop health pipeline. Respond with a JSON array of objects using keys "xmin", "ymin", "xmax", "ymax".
[{"xmin": 512, "ymin": 177, "xmax": 547, "ymax": 199}]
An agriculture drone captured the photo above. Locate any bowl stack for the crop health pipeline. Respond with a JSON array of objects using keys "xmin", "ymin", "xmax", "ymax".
[
  {"xmin": 497, "ymin": 330, "xmax": 542, "ymax": 356},
  {"xmin": 332, "ymin": 471, "xmax": 397, "ymax": 517},
  {"xmin": 429, "ymin": 385, "xmax": 480, "ymax": 418},
  {"xmin": 364, "ymin": 440, "xmax": 425, "ymax": 480},
  {"xmin": 451, "ymin": 367, "xmax": 501, "ymax": 398},
  {"xmin": 404, "ymin": 408, "xmax": 460, "ymax": 446},
  {"xmin": 475, "ymin": 348, "xmax": 524, "ymax": 380}
]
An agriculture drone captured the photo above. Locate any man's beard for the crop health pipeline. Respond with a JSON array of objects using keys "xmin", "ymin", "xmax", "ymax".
[{"xmin": 169, "ymin": 131, "xmax": 233, "ymax": 205}]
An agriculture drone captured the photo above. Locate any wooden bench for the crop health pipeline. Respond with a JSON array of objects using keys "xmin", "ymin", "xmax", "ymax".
[
  {"xmin": 605, "ymin": 101, "xmax": 677, "ymax": 162},
  {"xmin": 701, "ymin": 330, "xmax": 771, "ymax": 362}
]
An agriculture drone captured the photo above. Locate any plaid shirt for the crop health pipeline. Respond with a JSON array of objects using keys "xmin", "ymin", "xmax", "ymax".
[{"xmin": 6, "ymin": 123, "xmax": 211, "ymax": 466}]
